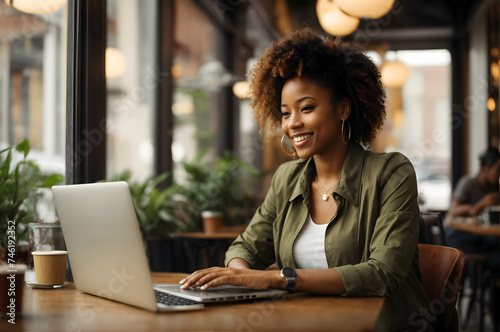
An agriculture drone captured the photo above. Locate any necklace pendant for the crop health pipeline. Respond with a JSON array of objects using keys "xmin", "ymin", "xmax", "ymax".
[{"xmin": 322, "ymin": 194, "xmax": 329, "ymax": 201}]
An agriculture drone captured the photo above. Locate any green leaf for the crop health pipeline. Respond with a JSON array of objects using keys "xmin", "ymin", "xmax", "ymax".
[
  {"xmin": 15, "ymin": 139, "xmax": 30, "ymax": 159},
  {"xmin": 0, "ymin": 146, "xmax": 12, "ymax": 155},
  {"xmin": 158, "ymin": 209, "xmax": 173, "ymax": 222},
  {"xmin": 1, "ymin": 150, "xmax": 12, "ymax": 178},
  {"xmin": 135, "ymin": 208, "xmax": 148, "ymax": 225},
  {"xmin": 40, "ymin": 174, "xmax": 65, "ymax": 187},
  {"xmin": 152, "ymin": 172, "xmax": 169, "ymax": 186}
]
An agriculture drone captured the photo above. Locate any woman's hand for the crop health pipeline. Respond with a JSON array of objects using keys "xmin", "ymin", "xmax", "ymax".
[{"xmin": 179, "ymin": 267, "xmax": 282, "ymax": 291}]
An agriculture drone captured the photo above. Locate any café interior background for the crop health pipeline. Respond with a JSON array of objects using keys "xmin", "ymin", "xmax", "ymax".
[{"xmin": 1, "ymin": 0, "xmax": 499, "ymax": 219}]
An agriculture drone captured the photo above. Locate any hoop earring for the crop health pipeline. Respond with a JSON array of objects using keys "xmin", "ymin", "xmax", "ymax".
[
  {"xmin": 281, "ymin": 135, "xmax": 296, "ymax": 158},
  {"xmin": 342, "ymin": 119, "xmax": 351, "ymax": 145}
]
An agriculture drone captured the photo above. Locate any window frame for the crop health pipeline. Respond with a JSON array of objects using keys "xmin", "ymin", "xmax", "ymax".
[
  {"xmin": 66, "ymin": 0, "xmax": 107, "ymax": 184},
  {"xmin": 66, "ymin": 0, "xmax": 277, "ymax": 184}
]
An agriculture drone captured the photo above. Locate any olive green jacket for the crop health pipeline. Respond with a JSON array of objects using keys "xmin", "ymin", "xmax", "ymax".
[{"xmin": 225, "ymin": 143, "xmax": 434, "ymax": 332}]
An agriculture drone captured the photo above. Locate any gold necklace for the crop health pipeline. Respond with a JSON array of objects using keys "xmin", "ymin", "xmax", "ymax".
[{"xmin": 315, "ymin": 176, "xmax": 335, "ymax": 202}]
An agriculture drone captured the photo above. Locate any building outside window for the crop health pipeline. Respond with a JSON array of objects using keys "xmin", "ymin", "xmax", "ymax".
[
  {"xmin": 171, "ymin": 0, "xmax": 226, "ymax": 181},
  {"xmin": 0, "ymin": 1, "xmax": 67, "ymax": 221},
  {"xmin": 375, "ymin": 49, "xmax": 452, "ymax": 212},
  {"xmin": 106, "ymin": 0, "xmax": 157, "ymax": 182}
]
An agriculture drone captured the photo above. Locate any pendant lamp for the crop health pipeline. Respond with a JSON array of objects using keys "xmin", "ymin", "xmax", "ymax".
[
  {"xmin": 316, "ymin": 0, "xmax": 359, "ymax": 36},
  {"xmin": 335, "ymin": 0, "xmax": 395, "ymax": 19},
  {"xmin": 232, "ymin": 81, "xmax": 251, "ymax": 99},
  {"xmin": 380, "ymin": 61, "xmax": 410, "ymax": 88},
  {"xmin": 106, "ymin": 48, "xmax": 127, "ymax": 79},
  {"xmin": 4, "ymin": 0, "xmax": 66, "ymax": 15}
]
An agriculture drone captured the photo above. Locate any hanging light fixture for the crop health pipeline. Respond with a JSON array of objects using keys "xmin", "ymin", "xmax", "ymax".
[
  {"xmin": 316, "ymin": 0, "xmax": 359, "ymax": 36},
  {"xmin": 4, "ymin": 0, "xmax": 67, "ymax": 15},
  {"xmin": 335, "ymin": 0, "xmax": 395, "ymax": 19},
  {"xmin": 105, "ymin": 47, "xmax": 127, "ymax": 79},
  {"xmin": 171, "ymin": 64, "xmax": 183, "ymax": 79},
  {"xmin": 488, "ymin": 97, "xmax": 496, "ymax": 112},
  {"xmin": 380, "ymin": 61, "xmax": 410, "ymax": 88},
  {"xmin": 491, "ymin": 61, "xmax": 500, "ymax": 81},
  {"xmin": 232, "ymin": 81, "xmax": 251, "ymax": 99}
]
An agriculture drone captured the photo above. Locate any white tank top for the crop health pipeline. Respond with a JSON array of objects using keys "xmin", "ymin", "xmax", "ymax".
[{"xmin": 292, "ymin": 214, "xmax": 329, "ymax": 269}]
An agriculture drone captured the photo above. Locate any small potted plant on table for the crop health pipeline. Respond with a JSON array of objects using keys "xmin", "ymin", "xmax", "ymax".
[{"xmin": 176, "ymin": 151, "xmax": 264, "ymax": 233}]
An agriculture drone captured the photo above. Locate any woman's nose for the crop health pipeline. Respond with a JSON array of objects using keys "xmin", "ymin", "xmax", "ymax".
[{"xmin": 287, "ymin": 112, "xmax": 303, "ymax": 129}]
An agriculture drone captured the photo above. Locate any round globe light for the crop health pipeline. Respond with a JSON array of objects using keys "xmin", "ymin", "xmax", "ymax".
[
  {"xmin": 105, "ymin": 47, "xmax": 127, "ymax": 79},
  {"xmin": 232, "ymin": 81, "xmax": 251, "ymax": 99},
  {"xmin": 380, "ymin": 61, "xmax": 410, "ymax": 88},
  {"xmin": 488, "ymin": 97, "xmax": 496, "ymax": 112},
  {"xmin": 316, "ymin": 0, "xmax": 359, "ymax": 36},
  {"xmin": 335, "ymin": 0, "xmax": 395, "ymax": 19},
  {"xmin": 4, "ymin": 0, "xmax": 66, "ymax": 15},
  {"xmin": 491, "ymin": 62, "xmax": 500, "ymax": 81}
]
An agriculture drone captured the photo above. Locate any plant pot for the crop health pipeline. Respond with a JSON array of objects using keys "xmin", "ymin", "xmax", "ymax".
[{"xmin": 201, "ymin": 211, "xmax": 224, "ymax": 234}]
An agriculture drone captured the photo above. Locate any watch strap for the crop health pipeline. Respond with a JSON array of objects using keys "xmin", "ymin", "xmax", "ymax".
[
  {"xmin": 280, "ymin": 268, "xmax": 297, "ymax": 293},
  {"xmin": 284, "ymin": 276, "xmax": 295, "ymax": 293}
]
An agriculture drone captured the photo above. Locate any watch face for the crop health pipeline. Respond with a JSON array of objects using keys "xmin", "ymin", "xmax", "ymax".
[{"xmin": 282, "ymin": 267, "xmax": 297, "ymax": 278}]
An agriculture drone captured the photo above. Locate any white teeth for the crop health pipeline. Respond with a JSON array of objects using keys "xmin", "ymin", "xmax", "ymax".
[{"xmin": 294, "ymin": 134, "xmax": 311, "ymax": 142}]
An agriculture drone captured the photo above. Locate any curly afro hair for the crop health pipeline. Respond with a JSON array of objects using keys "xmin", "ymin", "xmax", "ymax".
[{"xmin": 249, "ymin": 27, "xmax": 386, "ymax": 145}]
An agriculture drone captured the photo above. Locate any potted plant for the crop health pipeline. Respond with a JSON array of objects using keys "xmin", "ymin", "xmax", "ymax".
[
  {"xmin": 105, "ymin": 172, "xmax": 196, "ymax": 272},
  {"xmin": 107, "ymin": 171, "xmax": 199, "ymax": 237},
  {"xmin": 176, "ymin": 151, "xmax": 265, "ymax": 233},
  {"xmin": 0, "ymin": 139, "xmax": 64, "ymax": 263}
]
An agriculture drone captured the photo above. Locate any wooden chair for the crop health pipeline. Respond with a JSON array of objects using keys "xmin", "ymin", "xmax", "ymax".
[
  {"xmin": 418, "ymin": 244, "xmax": 465, "ymax": 332},
  {"xmin": 418, "ymin": 212, "xmax": 489, "ymax": 330}
]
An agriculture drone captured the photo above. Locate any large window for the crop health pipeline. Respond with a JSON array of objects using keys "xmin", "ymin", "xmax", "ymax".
[
  {"xmin": 0, "ymin": 2, "xmax": 67, "ymax": 220},
  {"xmin": 105, "ymin": 0, "xmax": 157, "ymax": 181},
  {"xmin": 0, "ymin": 2, "xmax": 67, "ymax": 157},
  {"xmin": 376, "ymin": 49, "xmax": 452, "ymax": 212},
  {"xmin": 172, "ymin": 0, "xmax": 225, "ymax": 180}
]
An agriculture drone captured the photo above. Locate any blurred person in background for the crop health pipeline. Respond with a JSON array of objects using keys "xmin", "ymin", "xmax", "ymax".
[{"xmin": 446, "ymin": 146, "xmax": 500, "ymax": 268}]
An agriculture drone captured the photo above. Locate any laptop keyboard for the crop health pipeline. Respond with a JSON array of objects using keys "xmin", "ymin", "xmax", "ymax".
[{"xmin": 155, "ymin": 290, "xmax": 201, "ymax": 307}]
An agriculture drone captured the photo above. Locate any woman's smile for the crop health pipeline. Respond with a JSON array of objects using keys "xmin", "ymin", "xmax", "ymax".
[{"xmin": 293, "ymin": 133, "xmax": 313, "ymax": 146}]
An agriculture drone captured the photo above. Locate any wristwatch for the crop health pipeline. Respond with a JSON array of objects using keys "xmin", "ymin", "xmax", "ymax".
[{"xmin": 280, "ymin": 267, "xmax": 297, "ymax": 293}]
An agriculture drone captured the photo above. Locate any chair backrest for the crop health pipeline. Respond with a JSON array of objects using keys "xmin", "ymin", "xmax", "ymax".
[
  {"xmin": 418, "ymin": 244, "xmax": 465, "ymax": 332},
  {"xmin": 419, "ymin": 212, "xmax": 446, "ymax": 245}
]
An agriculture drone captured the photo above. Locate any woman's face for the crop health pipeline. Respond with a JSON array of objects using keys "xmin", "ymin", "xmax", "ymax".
[{"xmin": 280, "ymin": 77, "xmax": 349, "ymax": 159}]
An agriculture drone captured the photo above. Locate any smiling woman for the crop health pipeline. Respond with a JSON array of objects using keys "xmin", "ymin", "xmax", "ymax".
[
  {"xmin": 179, "ymin": 27, "xmax": 435, "ymax": 332},
  {"xmin": 280, "ymin": 77, "xmax": 349, "ymax": 162}
]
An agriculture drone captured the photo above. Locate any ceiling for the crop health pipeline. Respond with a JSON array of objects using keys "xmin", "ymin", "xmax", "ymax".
[{"xmin": 280, "ymin": 0, "xmax": 486, "ymax": 50}]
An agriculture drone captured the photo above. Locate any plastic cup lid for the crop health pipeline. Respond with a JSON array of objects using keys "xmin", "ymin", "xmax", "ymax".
[{"xmin": 32, "ymin": 250, "xmax": 68, "ymax": 255}]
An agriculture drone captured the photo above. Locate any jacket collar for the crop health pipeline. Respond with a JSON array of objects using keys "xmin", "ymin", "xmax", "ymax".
[
  {"xmin": 289, "ymin": 158, "xmax": 315, "ymax": 204},
  {"xmin": 334, "ymin": 142, "xmax": 366, "ymax": 207},
  {"xmin": 289, "ymin": 142, "xmax": 366, "ymax": 207}
]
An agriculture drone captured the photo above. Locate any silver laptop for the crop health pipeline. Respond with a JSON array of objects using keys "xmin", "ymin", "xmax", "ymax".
[{"xmin": 52, "ymin": 181, "xmax": 286, "ymax": 312}]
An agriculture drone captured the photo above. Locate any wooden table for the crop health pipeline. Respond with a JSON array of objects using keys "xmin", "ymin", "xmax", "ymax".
[
  {"xmin": 1, "ymin": 273, "xmax": 385, "ymax": 331},
  {"xmin": 449, "ymin": 218, "xmax": 500, "ymax": 237}
]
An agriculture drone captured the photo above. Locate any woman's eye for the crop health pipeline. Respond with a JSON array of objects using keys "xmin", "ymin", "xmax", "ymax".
[
  {"xmin": 281, "ymin": 111, "xmax": 290, "ymax": 117},
  {"xmin": 301, "ymin": 105, "xmax": 315, "ymax": 112}
]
